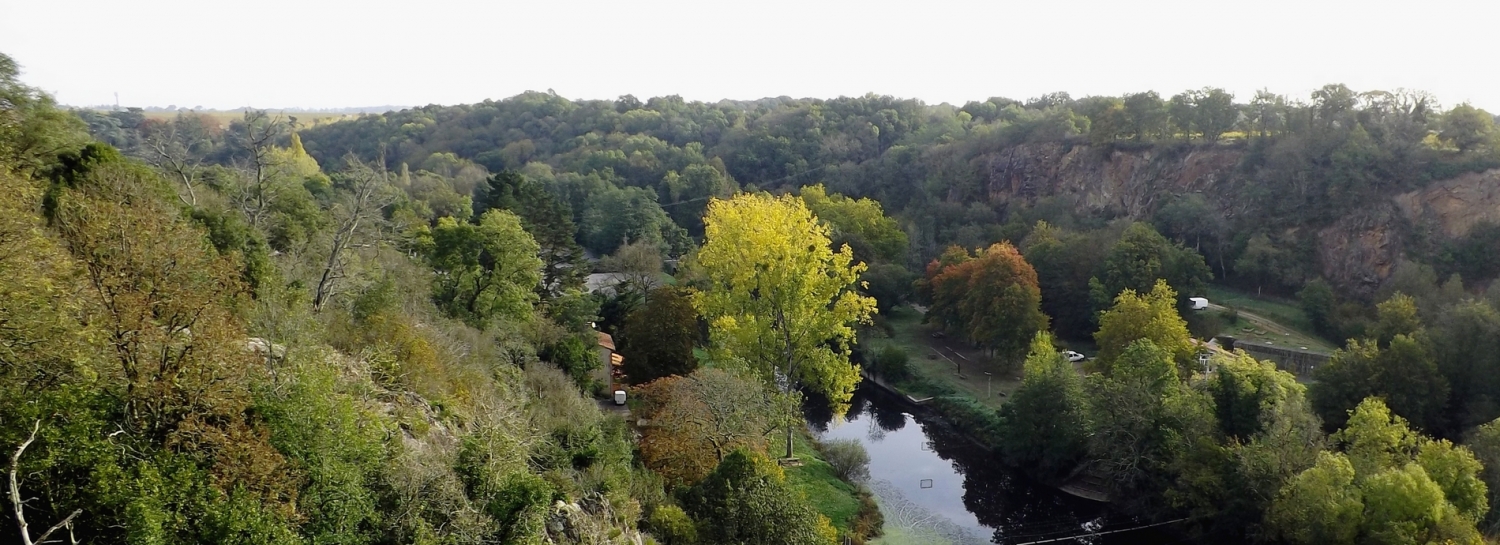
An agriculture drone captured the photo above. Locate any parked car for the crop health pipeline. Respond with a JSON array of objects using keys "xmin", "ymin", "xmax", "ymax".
[{"xmin": 1063, "ymin": 350, "xmax": 1086, "ymax": 362}]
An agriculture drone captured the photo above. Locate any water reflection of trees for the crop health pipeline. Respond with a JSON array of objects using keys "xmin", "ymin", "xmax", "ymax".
[{"xmin": 804, "ymin": 382, "xmax": 1165, "ymax": 545}]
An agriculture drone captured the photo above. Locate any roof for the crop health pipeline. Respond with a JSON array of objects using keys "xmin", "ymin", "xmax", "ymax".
[{"xmin": 597, "ymin": 331, "xmax": 616, "ymax": 351}]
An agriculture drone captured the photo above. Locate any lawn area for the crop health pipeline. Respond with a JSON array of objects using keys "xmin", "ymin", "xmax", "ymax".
[
  {"xmin": 784, "ymin": 431, "xmax": 861, "ymax": 532},
  {"xmin": 1204, "ymin": 285, "xmax": 1337, "ymax": 352},
  {"xmin": 867, "ymin": 306, "xmax": 1021, "ymax": 411}
]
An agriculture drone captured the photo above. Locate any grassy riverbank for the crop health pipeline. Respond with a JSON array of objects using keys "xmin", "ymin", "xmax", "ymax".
[
  {"xmin": 786, "ymin": 432, "xmax": 862, "ymax": 531},
  {"xmin": 865, "ymin": 306, "xmax": 1022, "ymax": 411}
]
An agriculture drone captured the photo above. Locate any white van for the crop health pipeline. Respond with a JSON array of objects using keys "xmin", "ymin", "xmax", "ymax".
[{"xmin": 1189, "ymin": 297, "xmax": 1209, "ymax": 310}]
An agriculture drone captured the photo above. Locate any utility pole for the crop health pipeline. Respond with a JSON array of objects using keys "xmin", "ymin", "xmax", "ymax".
[{"xmin": 984, "ymin": 372, "xmax": 992, "ymax": 397}]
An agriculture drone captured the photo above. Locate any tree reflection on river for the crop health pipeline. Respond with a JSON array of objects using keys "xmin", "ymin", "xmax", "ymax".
[{"xmin": 805, "ymin": 382, "xmax": 1170, "ymax": 545}]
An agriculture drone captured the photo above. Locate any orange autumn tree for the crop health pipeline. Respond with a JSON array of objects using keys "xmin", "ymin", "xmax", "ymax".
[
  {"xmin": 917, "ymin": 242, "xmax": 1049, "ymax": 365},
  {"xmin": 635, "ymin": 368, "xmax": 780, "ymax": 487}
]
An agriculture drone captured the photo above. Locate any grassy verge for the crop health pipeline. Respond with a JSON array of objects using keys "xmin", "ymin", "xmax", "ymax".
[
  {"xmin": 866, "ymin": 306, "xmax": 1021, "ymax": 411},
  {"xmin": 1205, "ymin": 284, "xmax": 1336, "ymax": 352},
  {"xmin": 785, "ymin": 431, "xmax": 862, "ymax": 532}
]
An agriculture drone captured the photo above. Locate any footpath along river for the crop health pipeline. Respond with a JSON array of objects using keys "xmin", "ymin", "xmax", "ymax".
[{"xmin": 804, "ymin": 382, "xmax": 1175, "ymax": 545}]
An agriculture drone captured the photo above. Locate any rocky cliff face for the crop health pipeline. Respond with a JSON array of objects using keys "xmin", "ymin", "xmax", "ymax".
[
  {"xmin": 978, "ymin": 142, "xmax": 1500, "ymax": 297},
  {"xmin": 1395, "ymin": 169, "xmax": 1500, "ymax": 239},
  {"xmin": 981, "ymin": 142, "xmax": 1243, "ymax": 219}
]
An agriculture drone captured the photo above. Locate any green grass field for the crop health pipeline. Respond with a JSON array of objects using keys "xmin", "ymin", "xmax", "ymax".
[
  {"xmin": 785, "ymin": 431, "xmax": 862, "ymax": 532},
  {"xmin": 868, "ymin": 306, "xmax": 1021, "ymax": 411},
  {"xmin": 1204, "ymin": 285, "xmax": 1336, "ymax": 352}
]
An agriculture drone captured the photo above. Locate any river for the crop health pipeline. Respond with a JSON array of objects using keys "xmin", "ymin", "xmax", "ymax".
[{"xmin": 805, "ymin": 382, "xmax": 1174, "ymax": 545}]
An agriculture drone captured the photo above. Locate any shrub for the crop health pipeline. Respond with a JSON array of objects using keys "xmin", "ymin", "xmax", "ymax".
[
  {"xmin": 646, "ymin": 504, "xmax": 697, "ymax": 545},
  {"xmin": 929, "ymin": 395, "xmax": 1003, "ymax": 448},
  {"xmin": 874, "ymin": 346, "xmax": 910, "ymax": 381},
  {"xmin": 848, "ymin": 490, "xmax": 885, "ymax": 544},
  {"xmin": 821, "ymin": 438, "xmax": 871, "ymax": 484}
]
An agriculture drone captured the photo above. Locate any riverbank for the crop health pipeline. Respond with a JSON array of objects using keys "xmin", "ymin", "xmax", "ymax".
[
  {"xmin": 786, "ymin": 428, "xmax": 884, "ymax": 543},
  {"xmin": 865, "ymin": 306, "xmax": 1022, "ymax": 412},
  {"xmin": 810, "ymin": 381, "xmax": 1168, "ymax": 545}
]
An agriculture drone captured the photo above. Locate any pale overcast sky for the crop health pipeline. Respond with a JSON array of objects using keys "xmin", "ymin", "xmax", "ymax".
[{"xmin": 2, "ymin": 0, "xmax": 1497, "ymax": 111}]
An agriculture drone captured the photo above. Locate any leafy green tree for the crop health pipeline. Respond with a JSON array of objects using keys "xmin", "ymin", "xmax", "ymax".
[
  {"xmin": 996, "ymin": 332, "xmax": 1090, "ymax": 477},
  {"xmin": 0, "ymin": 52, "xmax": 88, "ymax": 175},
  {"xmin": 478, "ymin": 170, "xmax": 588, "ymax": 294},
  {"xmin": 693, "ymin": 193, "xmax": 875, "ymax": 459},
  {"xmin": 681, "ymin": 449, "xmax": 837, "ymax": 545},
  {"xmin": 860, "ymin": 262, "xmax": 916, "ymax": 314},
  {"xmin": 1023, "ymin": 221, "xmax": 1110, "ymax": 339},
  {"xmin": 1235, "ymin": 232, "xmax": 1301, "ymax": 295},
  {"xmin": 426, "ymin": 210, "xmax": 543, "ymax": 327},
  {"xmin": 582, "ymin": 184, "xmax": 690, "ymax": 257},
  {"xmin": 1442, "ymin": 103, "xmax": 1498, "ymax": 153},
  {"xmin": 1122, "ymin": 91, "xmax": 1168, "ymax": 141},
  {"xmin": 660, "ymin": 163, "xmax": 737, "ymax": 235},
  {"xmin": 257, "ymin": 359, "xmax": 387, "ymax": 545},
  {"xmin": 619, "ymin": 287, "xmax": 699, "ymax": 384},
  {"xmin": 1370, "ymin": 293, "xmax": 1421, "ymax": 347},
  {"xmin": 1430, "ymin": 301, "xmax": 1500, "ymax": 433},
  {"xmin": 1311, "ymin": 295, "xmax": 1449, "ymax": 432},
  {"xmin": 1264, "ymin": 451, "xmax": 1364, "ymax": 545},
  {"xmin": 1465, "ymin": 418, "xmax": 1500, "ymax": 533},
  {"xmin": 1194, "ymin": 88, "xmax": 1238, "ymax": 143},
  {"xmin": 1208, "ymin": 350, "xmax": 1306, "ymax": 440},
  {"xmin": 1168, "ymin": 92, "xmax": 1197, "ymax": 141},
  {"xmin": 1093, "ymin": 280, "xmax": 1196, "ymax": 375},
  {"xmin": 1299, "ymin": 278, "xmax": 1339, "ymax": 339},
  {"xmin": 1175, "ymin": 350, "xmax": 1325, "ymax": 540},
  {"xmin": 1416, "ymin": 439, "xmax": 1489, "ymax": 521},
  {"xmin": 799, "ymin": 184, "xmax": 908, "ymax": 263},
  {"xmin": 1089, "ymin": 222, "xmax": 1211, "ymax": 312},
  {"xmin": 1087, "ymin": 338, "xmax": 1213, "ymax": 512},
  {"xmin": 1311, "ymin": 335, "xmax": 1449, "ymax": 433},
  {"xmin": 1082, "ymin": 97, "xmax": 1127, "ymax": 145},
  {"xmin": 1153, "ymin": 194, "xmax": 1224, "ymax": 255},
  {"xmin": 1270, "ymin": 399, "xmax": 1487, "ymax": 545}
]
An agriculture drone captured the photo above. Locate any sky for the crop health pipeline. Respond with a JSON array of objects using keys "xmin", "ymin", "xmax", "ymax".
[{"xmin": 3, "ymin": 0, "xmax": 1499, "ymax": 111}]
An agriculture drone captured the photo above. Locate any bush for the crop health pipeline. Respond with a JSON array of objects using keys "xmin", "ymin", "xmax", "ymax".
[
  {"xmin": 873, "ymin": 346, "xmax": 910, "ymax": 381},
  {"xmin": 848, "ymin": 490, "xmax": 885, "ymax": 544},
  {"xmin": 821, "ymin": 438, "xmax": 871, "ymax": 484},
  {"xmin": 929, "ymin": 395, "xmax": 1003, "ymax": 448},
  {"xmin": 1185, "ymin": 310, "xmax": 1223, "ymax": 340},
  {"xmin": 646, "ymin": 504, "xmax": 697, "ymax": 545}
]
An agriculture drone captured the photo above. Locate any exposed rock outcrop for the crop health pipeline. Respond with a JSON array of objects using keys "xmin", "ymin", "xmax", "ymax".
[
  {"xmin": 977, "ymin": 142, "xmax": 1500, "ymax": 297},
  {"xmin": 981, "ymin": 142, "xmax": 1243, "ymax": 218},
  {"xmin": 1394, "ymin": 168, "xmax": 1500, "ymax": 239}
]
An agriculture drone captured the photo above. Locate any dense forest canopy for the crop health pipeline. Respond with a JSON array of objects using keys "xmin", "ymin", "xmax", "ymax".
[
  {"xmin": 86, "ymin": 84, "xmax": 1499, "ymax": 298},
  {"xmin": 12, "ymin": 41, "xmax": 1500, "ymax": 545}
]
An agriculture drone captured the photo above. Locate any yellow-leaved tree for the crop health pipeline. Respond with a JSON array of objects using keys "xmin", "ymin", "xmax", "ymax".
[{"xmin": 693, "ymin": 192, "xmax": 876, "ymax": 459}]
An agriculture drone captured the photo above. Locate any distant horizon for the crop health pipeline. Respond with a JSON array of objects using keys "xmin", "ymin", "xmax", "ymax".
[
  {"xmin": 9, "ymin": 0, "xmax": 1499, "ymax": 113},
  {"xmin": 62, "ymin": 83, "xmax": 1500, "ymax": 116}
]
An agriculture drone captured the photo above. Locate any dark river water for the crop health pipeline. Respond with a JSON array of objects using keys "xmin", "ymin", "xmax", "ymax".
[{"xmin": 805, "ymin": 382, "xmax": 1177, "ymax": 545}]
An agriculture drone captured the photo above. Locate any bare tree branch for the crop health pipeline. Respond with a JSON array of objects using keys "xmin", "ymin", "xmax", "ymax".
[
  {"xmin": 9, "ymin": 421, "xmax": 81, "ymax": 545},
  {"xmin": 313, "ymin": 154, "xmax": 393, "ymax": 311}
]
